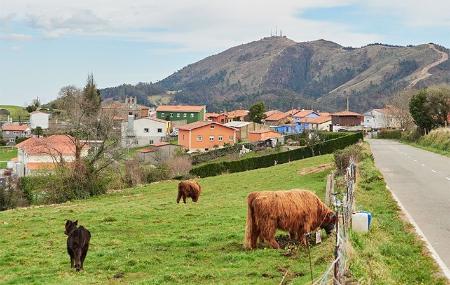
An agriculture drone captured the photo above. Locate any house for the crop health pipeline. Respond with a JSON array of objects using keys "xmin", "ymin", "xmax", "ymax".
[
  {"xmin": 156, "ymin": 105, "xmax": 206, "ymax": 124},
  {"xmin": 300, "ymin": 116, "xmax": 332, "ymax": 131},
  {"xmin": 286, "ymin": 109, "xmax": 300, "ymax": 116},
  {"xmin": 271, "ymin": 124, "xmax": 301, "ymax": 134},
  {"xmin": 30, "ymin": 111, "xmax": 50, "ymax": 129},
  {"xmin": 121, "ymin": 116, "xmax": 170, "ymax": 148},
  {"xmin": 1, "ymin": 123, "xmax": 31, "ymax": 144},
  {"xmin": 331, "ymin": 111, "xmax": 364, "ymax": 131},
  {"xmin": 177, "ymin": 121, "xmax": 237, "ymax": 152},
  {"xmin": 264, "ymin": 112, "xmax": 292, "ymax": 126},
  {"xmin": 15, "ymin": 135, "xmax": 89, "ymax": 176},
  {"xmin": 137, "ymin": 142, "xmax": 182, "ymax": 164},
  {"xmin": 364, "ymin": 109, "xmax": 387, "ymax": 130},
  {"xmin": 292, "ymin": 110, "xmax": 320, "ymax": 132},
  {"xmin": 248, "ymin": 129, "xmax": 283, "ymax": 143},
  {"xmin": 206, "ymin": 112, "xmax": 228, "ymax": 124},
  {"xmin": 102, "ymin": 97, "xmax": 150, "ymax": 120},
  {"xmin": 225, "ymin": 110, "xmax": 249, "ymax": 122},
  {"xmin": 224, "ymin": 121, "xmax": 269, "ymax": 141},
  {"xmin": 264, "ymin": 110, "xmax": 282, "ymax": 118}
]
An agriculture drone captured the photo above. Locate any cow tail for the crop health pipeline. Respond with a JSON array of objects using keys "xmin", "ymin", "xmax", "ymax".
[{"xmin": 244, "ymin": 193, "xmax": 256, "ymax": 249}]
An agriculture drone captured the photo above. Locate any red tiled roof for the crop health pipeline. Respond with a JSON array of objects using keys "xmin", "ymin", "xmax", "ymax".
[
  {"xmin": 178, "ymin": 121, "xmax": 236, "ymax": 131},
  {"xmin": 332, "ymin": 111, "xmax": 363, "ymax": 117},
  {"xmin": 265, "ymin": 112, "xmax": 290, "ymax": 121},
  {"xmin": 300, "ymin": 116, "xmax": 331, "ymax": 124},
  {"xmin": 286, "ymin": 109, "xmax": 300, "ymax": 115},
  {"xmin": 264, "ymin": 110, "xmax": 282, "ymax": 117},
  {"xmin": 249, "ymin": 129, "xmax": 281, "ymax": 134},
  {"xmin": 318, "ymin": 112, "xmax": 331, "ymax": 117},
  {"xmin": 206, "ymin": 112, "xmax": 222, "ymax": 118},
  {"xmin": 26, "ymin": 162, "xmax": 57, "ymax": 170},
  {"xmin": 151, "ymin": 142, "xmax": 170, "ymax": 147},
  {"xmin": 293, "ymin": 110, "xmax": 315, "ymax": 118},
  {"xmin": 16, "ymin": 135, "xmax": 88, "ymax": 156},
  {"xmin": 138, "ymin": 148, "xmax": 156, "ymax": 153},
  {"xmin": 156, "ymin": 105, "xmax": 205, "ymax": 112},
  {"xmin": 1, "ymin": 123, "xmax": 30, "ymax": 132},
  {"xmin": 226, "ymin": 110, "xmax": 249, "ymax": 118}
]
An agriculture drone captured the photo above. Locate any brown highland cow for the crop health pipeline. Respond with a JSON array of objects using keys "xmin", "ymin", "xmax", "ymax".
[
  {"xmin": 177, "ymin": 180, "xmax": 202, "ymax": 203},
  {"xmin": 244, "ymin": 189, "xmax": 336, "ymax": 249}
]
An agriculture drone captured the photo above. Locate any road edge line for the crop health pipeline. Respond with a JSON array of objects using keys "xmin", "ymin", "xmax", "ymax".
[{"xmin": 386, "ymin": 185, "xmax": 450, "ymax": 280}]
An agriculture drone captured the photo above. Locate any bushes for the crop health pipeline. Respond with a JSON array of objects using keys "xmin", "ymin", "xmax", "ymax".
[
  {"xmin": 0, "ymin": 177, "xmax": 29, "ymax": 211},
  {"xmin": 418, "ymin": 128, "xmax": 450, "ymax": 152},
  {"xmin": 191, "ymin": 132, "xmax": 363, "ymax": 177},
  {"xmin": 333, "ymin": 143, "xmax": 372, "ymax": 175},
  {"xmin": 377, "ymin": 130, "xmax": 402, "ymax": 139}
]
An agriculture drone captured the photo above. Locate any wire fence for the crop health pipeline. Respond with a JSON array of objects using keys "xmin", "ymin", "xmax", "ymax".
[{"xmin": 313, "ymin": 157, "xmax": 356, "ymax": 285}]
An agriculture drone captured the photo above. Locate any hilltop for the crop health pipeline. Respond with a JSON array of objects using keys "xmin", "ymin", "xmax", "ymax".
[{"xmin": 100, "ymin": 37, "xmax": 450, "ymax": 112}]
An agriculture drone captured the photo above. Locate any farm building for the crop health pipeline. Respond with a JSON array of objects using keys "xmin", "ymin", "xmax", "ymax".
[
  {"xmin": 248, "ymin": 129, "xmax": 283, "ymax": 143},
  {"xmin": 30, "ymin": 111, "xmax": 50, "ymax": 130},
  {"xmin": 137, "ymin": 142, "xmax": 182, "ymax": 164},
  {"xmin": 177, "ymin": 121, "xmax": 237, "ymax": 152},
  {"xmin": 224, "ymin": 121, "xmax": 268, "ymax": 141},
  {"xmin": 299, "ymin": 116, "xmax": 332, "ymax": 131},
  {"xmin": 121, "ymin": 116, "xmax": 170, "ymax": 148},
  {"xmin": 264, "ymin": 110, "xmax": 282, "ymax": 118},
  {"xmin": 1, "ymin": 123, "xmax": 31, "ymax": 144},
  {"xmin": 331, "ymin": 111, "xmax": 364, "ymax": 131},
  {"xmin": 264, "ymin": 112, "xmax": 292, "ymax": 126},
  {"xmin": 156, "ymin": 105, "xmax": 206, "ymax": 124}
]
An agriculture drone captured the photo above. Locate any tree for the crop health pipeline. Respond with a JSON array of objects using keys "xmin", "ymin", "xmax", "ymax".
[
  {"xmin": 409, "ymin": 87, "xmax": 450, "ymax": 134},
  {"xmin": 82, "ymin": 74, "xmax": 102, "ymax": 116},
  {"xmin": 249, "ymin": 102, "xmax": 266, "ymax": 123},
  {"xmin": 388, "ymin": 90, "xmax": 415, "ymax": 130},
  {"xmin": 32, "ymin": 127, "xmax": 43, "ymax": 137}
]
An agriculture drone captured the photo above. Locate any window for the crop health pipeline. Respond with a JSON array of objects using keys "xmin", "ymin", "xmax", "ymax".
[
  {"xmin": 144, "ymin": 128, "xmax": 149, "ymax": 133},
  {"xmin": 177, "ymin": 113, "xmax": 180, "ymax": 117},
  {"xmin": 182, "ymin": 135, "xmax": 185, "ymax": 139},
  {"xmin": 161, "ymin": 112, "xmax": 165, "ymax": 116},
  {"xmin": 183, "ymin": 113, "xmax": 187, "ymax": 118},
  {"xmin": 190, "ymin": 113, "xmax": 194, "ymax": 118},
  {"xmin": 157, "ymin": 128, "xmax": 162, "ymax": 133},
  {"xmin": 218, "ymin": 136, "xmax": 223, "ymax": 141},
  {"xmin": 129, "ymin": 112, "xmax": 133, "ymax": 115},
  {"xmin": 170, "ymin": 113, "xmax": 173, "ymax": 117},
  {"xmin": 149, "ymin": 139, "xmax": 154, "ymax": 144},
  {"xmin": 210, "ymin": 124, "xmax": 215, "ymax": 129},
  {"xmin": 196, "ymin": 135, "xmax": 203, "ymax": 141},
  {"xmin": 209, "ymin": 136, "xmax": 214, "ymax": 141},
  {"xmin": 229, "ymin": 136, "xmax": 234, "ymax": 141}
]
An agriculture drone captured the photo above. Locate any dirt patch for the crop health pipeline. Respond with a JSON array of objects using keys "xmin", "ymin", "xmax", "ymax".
[{"xmin": 298, "ymin": 163, "xmax": 333, "ymax": 176}]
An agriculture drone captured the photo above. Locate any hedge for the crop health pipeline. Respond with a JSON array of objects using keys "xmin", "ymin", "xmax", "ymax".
[
  {"xmin": 190, "ymin": 132, "xmax": 363, "ymax": 177},
  {"xmin": 377, "ymin": 130, "xmax": 402, "ymax": 139}
]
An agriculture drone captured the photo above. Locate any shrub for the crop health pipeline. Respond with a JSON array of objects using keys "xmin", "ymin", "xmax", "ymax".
[
  {"xmin": 418, "ymin": 128, "xmax": 450, "ymax": 151},
  {"xmin": 0, "ymin": 177, "xmax": 29, "ymax": 211},
  {"xmin": 123, "ymin": 159, "xmax": 145, "ymax": 187},
  {"xmin": 377, "ymin": 130, "xmax": 402, "ymax": 139},
  {"xmin": 401, "ymin": 129, "xmax": 422, "ymax": 142},
  {"xmin": 144, "ymin": 164, "xmax": 171, "ymax": 183},
  {"xmin": 333, "ymin": 143, "xmax": 367, "ymax": 175},
  {"xmin": 167, "ymin": 155, "xmax": 192, "ymax": 178},
  {"xmin": 191, "ymin": 132, "xmax": 363, "ymax": 177}
]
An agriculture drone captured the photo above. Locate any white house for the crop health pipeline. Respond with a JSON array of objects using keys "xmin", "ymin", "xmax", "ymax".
[
  {"xmin": 14, "ymin": 135, "xmax": 89, "ymax": 176},
  {"xmin": 121, "ymin": 116, "xmax": 170, "ymax": 147},
  {"xmin": 30, "ymin": 111, "xmax": 50, "ymax": 129}
]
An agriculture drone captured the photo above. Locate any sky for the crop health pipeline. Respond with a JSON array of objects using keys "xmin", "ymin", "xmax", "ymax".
[{"xmin": 1, "ymin": 0, "xmax": 450, "ymax": 106}]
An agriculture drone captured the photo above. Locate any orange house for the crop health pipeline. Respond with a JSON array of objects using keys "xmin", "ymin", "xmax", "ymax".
[
  {"xmin": 178, "ymin": 121, "xmax": 237, "ymax": 152},
  {"xmin": 248, "ymin": 130, "xmax": 283, "ymax": 142},
  {"xmin": 205, "ymin": 112, "xmax": 228, "ymax": 124}
]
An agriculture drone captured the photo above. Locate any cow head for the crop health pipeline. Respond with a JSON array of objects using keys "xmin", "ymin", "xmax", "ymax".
[
  {"xmin": 64, "ymin": 220, "xmax": 78, "ymax": 236},
  {"xmin": 321, "ymin": 212, "xmax": 337, "ymax": 235}
]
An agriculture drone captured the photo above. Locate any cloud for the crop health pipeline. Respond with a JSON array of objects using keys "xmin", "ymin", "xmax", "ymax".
[
  {"xmin": 0, "ymin": 33, "xmax": 33, "ymax": 41},
  {"xmin": 0, "ymin": 0, "xmax": 380, "ymax": 51}
]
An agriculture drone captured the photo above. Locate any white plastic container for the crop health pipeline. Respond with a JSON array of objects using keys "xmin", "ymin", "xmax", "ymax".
[{"xmin": 352, "ymin": 211, "xmax": 372, "ymax": 233}]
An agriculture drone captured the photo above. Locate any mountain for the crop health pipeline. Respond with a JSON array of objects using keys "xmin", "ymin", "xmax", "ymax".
[{"xmin": 100, "ymin": 37, "xmax": 450, "ymax": 112}]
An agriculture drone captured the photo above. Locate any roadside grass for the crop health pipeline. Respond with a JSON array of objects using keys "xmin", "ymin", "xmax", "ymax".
[
  {"xmin": 349, "ymin": 143, "xmax": 447, "ymax": 284},
  {"xmin": 0, "ymin": 154, "xmax": 336, "ymax": 285},
  {"xmin": 0, "ymin": 105, "xmax": 29, "ymax": 121},
  {"xmin": 401, "ymin": 140, "xmax": 450, "ymax": 157},
  {"xmin": 400, "ymin": 128, "xmax": 450, "ymax": 157},
  {"xmin": 0, "ymin": 147, "xmax": 17, "ymax": 168}
]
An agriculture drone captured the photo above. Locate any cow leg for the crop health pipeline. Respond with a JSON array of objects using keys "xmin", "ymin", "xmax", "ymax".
[
  {"xmin": 68, "ymin": 248, "xmax": 74, "ymax": 268},
  {"xmin": 81, "ymin": 245, "xmax": 88, "ymax": 270},
  {"xmin": 250, "ymin": 228, "xmax": 260, "ymax": 249},
  {"xmin": 262, "ymin": 221, "xmax": 280, "ymax": 249},
  {"xmin": 176, "ymin": 191, "xmax": 182, "ymax": 203},
  {"xmin": 182, "ymin": 194, "xmax": 186, "ymax": 204},
  {"xmin": 289, "ymin": 231, "xmax": 297, "ymax": 240}
]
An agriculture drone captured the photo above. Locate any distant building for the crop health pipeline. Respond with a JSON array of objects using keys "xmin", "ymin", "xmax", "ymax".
[
  {"xmin": 248, "ymin": 129, "xmax": 283, "ymax": 143},
  {"xmin": 364, "ymin": 108, "xmax": 401, "ymax": 129},
  {"xmin": 264, "ymin": 112, "xmax": 292, "ymax": 126},
  {"xmin": 331, "ymin": 111, "xmax": 364, "ymax": 131},
  {"xmin": 206, "ymin": 112, "xmax": 228, "ymax": 124},
  {"xmin": 300, "ymin": 116, "xmax": 332, "ymax": 131},
  {"xmin": 177, "ymin": 121, "xmax": 237, "ymax": 152},
  {"xmin": 101, "ymin": 97, "xmax": 150, "ymax": 120},
  {"xmin": 264, "ymin": 110, "xmax": 282, "ymax": 118},
  {"xmin": 156, "ymin": 105, "xmax": 206, "ymax": 124},
  {"xmin": 137, "ymin": 142, "xmax": 182, "ymax": 164},
  {"xmin": 1, "ymin": 123, "xmax": 31, "ymax": 144},
  {"xmin": 225, "ymin": 110, "xmax": 249, "ymax": 122},
  {"xmin": 121, "ymin": 116, "xmax": 170, "ymax": 148},
  {"xmin": 30, "ymin": 111, "xmax": 50, "ymax": 129},
  {"xmin": 224, "ymin": 121, "xmax": 269, "ymax": 141},
  {"xmin": 15, "ymin": 135, "xmax": 89, "ymax": 176}
]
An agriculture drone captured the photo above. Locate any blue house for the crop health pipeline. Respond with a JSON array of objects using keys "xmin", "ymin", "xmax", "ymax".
[{"xmin": 293, "ymin": 110, "xmax": 320, "ymax": 131}]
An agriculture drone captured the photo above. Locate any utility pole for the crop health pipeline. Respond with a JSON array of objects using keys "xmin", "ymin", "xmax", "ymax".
[{"xmin": 346, "ymin": 96, "xmax": 349, "ymax": 111}]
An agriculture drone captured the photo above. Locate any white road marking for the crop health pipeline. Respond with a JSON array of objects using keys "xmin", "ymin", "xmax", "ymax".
[
  {"xmin": 414, "ymin": 159, "xmax": 418, "ymax": 162},
  {"xmin": 446, "ymin": 177, "xmax": 450, "ymax": 181},
  {"xmin": 431, "ymin": 169, "xmax": 437, "ymax": 173},
  {"xmin": 386, "ymin": 185, "xmax": 450, "ymax": 279}
]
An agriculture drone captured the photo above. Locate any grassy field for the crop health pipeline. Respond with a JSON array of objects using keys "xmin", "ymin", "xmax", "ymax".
[
  {"xmin": 0, "ymin": 147, "xmax": 17, "ymax": 169},
  {"xmin": 0, "ymin": 105, "xmax": 29, "ymax": 121},
  {"xmin": 349, "ymin": 144, "xmax": 446, "ymax": 284},
  {"xmin": 0, "ymin": 155, "xmax": 336, "ymax": 284}
]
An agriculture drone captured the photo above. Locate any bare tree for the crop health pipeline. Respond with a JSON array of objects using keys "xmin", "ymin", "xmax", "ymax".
[{"xmin": 387, "ymin": 90, "xmax": 416, "ymax": 130}]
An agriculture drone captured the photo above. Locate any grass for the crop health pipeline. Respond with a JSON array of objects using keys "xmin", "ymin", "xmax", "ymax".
[
  {"xmin": 0, "ymin": 147, "xmax": 17, "ymax": 169},
  {"xmin": 0, "ymin": 154, "xmax": 336, "ymax": 285},
  {"xmin": 349, "ymin": 143, "xmax": 447, "ymax": 284},
  {"xmin": 0, "ymin": 105, "xmax": 30, "ymax": 121},
  {"xmin": 405, "ymin": 128, "xmax": 450, "ymax": 157}
]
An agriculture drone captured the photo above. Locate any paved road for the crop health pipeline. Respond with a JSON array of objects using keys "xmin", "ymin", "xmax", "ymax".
[{"xmin": 369, "ymin": 139, "xmax": 450, "ymax": 275}]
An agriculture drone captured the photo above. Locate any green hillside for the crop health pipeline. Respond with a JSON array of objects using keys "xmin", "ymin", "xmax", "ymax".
[
  {"xmin": 0, "ymin": 105, "xmax": 30, "ymax": 121},
  {"xmin": 0, "ymin": 155, "xmax": 336, "ymax": 285}
]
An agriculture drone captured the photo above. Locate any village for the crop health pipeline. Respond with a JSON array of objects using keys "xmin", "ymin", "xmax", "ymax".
[{"xmin": 0, "ymin": 96, "xmax": 402, "ymax": 178}]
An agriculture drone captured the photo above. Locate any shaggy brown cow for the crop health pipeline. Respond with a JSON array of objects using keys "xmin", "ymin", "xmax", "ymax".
[
  {"xmin": 244, "ymin": 190, "xmax": 336, "ymax": 249},
  {"xmin": 177, "ymin": 180, "xmax": 202, "ymax": 203},
  {"xmin": 65, "ymin": 220, "xmax": 91, "ymax": 271}
]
